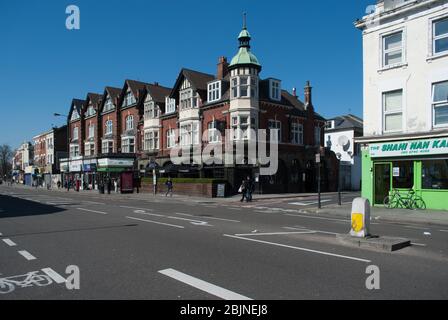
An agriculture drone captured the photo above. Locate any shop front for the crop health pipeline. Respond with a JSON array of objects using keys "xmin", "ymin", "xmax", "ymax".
[
  {"xmin": 82, "ymin": 159, "xmax": 97, "ymax": 190},
  {"xmin": 361, "ymin": 136, "xmax": 448, "ymax": 210},
  {"xmin": 97, "ymin": 156, "xmax": 135, "ymax": 193}
]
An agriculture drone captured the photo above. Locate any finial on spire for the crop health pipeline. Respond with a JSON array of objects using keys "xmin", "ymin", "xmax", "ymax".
[{"xmin": 243, "ymin": 12, "xmax": 247, "ymax": 29}]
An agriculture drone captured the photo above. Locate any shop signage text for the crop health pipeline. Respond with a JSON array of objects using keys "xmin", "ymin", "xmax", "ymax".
[{"xmin": 370, "ymin": 137, "xmax": 448, "ymax": 158}]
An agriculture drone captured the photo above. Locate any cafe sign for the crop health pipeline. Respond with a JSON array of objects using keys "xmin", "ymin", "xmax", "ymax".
[{"xmin": 370, "ymin": 137, "xmax": 448, "ymax": 158}]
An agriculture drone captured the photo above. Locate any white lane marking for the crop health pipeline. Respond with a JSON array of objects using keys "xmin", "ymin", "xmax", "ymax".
[
  {"xmin": 0, "ymin": 232, "xmax": 2, "ymax": 236},
  {"xmin": 126, "ymin": 216, "xmax": 185, "ymax": 229},
  {"xmin": 41, "ymin": 268, "xmax": 66, "ymax": 284},
  {"xmin": 289, "ymin": 200, "xmax": 332, "ymax": 206},
  {"xmin": 439, "ymin": 230, "xmax": 448, "ymax": 233},
  {"xmin": 83, "ymin": 201, "xmax": 107, "ymax": 205},
  {"xmin": 411, "ymin": 243, "xmax": 427, "ymax": 247},
  {"xmin": 224, "ymin": 234, "xmax": 371, "ymax": 263},
  {"xmin": 405, "ymin": 226, "xmax": 430, "ymax": 230},
  {"xmin": 285, "ymin": 213, "xmax": 349, "ymax": 223},
  {"xmin": 3, "ymin": 238, "xmax": 17, "ymax": 246},
  {"xmin": 283, "ymin": 226, "xmax": 339, "ymax": 235},
  {"xmin": 175, "ymin": 213, "xmax": 240, "ymax": 223},
  {"xmin": 235, "ymin": 231, "xmax": 317, "ymax": 237},
  {"xmin": 158, "ymin": 268, "xmax": 252, "ymax": 300},
  {"xmin": 228, "ymin": 207, "xmax": 242, "ymax": 211},
  {"xmin": 76, "ymin": 208, "xmax": 108, "ymax": 215},
  {"xmin": 18, "ymin": 250, "xmax": 37, "ymax": 261},
  {"xmin": 120, "ymin": 205, "xmax": 154, "ymax": 211}
]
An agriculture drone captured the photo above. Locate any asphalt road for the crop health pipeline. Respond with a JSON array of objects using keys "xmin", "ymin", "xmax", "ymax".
[{"xmin": 0, "ymin": 185, "xmax": 447, "ymax": 300}]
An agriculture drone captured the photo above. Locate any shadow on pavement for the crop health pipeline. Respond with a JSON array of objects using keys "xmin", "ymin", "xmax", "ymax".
[{"xmin": 0, "ymin": 194, "xmax": 66, "ymax": 218}]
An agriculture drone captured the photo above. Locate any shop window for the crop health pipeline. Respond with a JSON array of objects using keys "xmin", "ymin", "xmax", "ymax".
[
  {"xmin": 422, "ymin": 160, "xmax": 448, "ymax": 190},
  {"xmin": 392, "ymin": 161, "xmax": 413, "ymax": 189}
]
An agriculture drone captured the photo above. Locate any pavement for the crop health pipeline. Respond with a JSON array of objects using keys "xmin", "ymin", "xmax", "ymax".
[{"xmin": 0, "ymin": 184, "xmax": 447, "ymax": 300}]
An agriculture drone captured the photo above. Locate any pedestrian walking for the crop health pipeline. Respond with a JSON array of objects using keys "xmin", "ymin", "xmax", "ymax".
[
  {"xmin": 106, "ymin": 177, "xmax": 111, "ymax": 194},
  {"xmin": 165, "ymin": 178, "xmax": 173, "ymax": 197},
  {"xmin": 113, "ymin": 179, "xmax": 118, "ymax": 193},
  {"xmin": 239, "ymin": 179, "xmax": 248, "ymax": 202},
  {"xmin": 57, "ymin": 180, "xmax": 61, "ymax": 189}
]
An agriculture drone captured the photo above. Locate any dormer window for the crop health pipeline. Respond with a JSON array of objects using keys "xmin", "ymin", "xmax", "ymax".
[
  {"xmin": 144, "ymin": 101, "xmax": 159, "ymax": 120},
  {"xmin": 180, "ymin": 89, "xmax": 198, "ymax": 110},
  {"xmin": 104, "ymin": 97, "xmax": 114, "ymax": 112},
  {"xmin": 208, "ymin": 81, "xmax": 221, "ymax": 102},
  {"xmin": 123, "ymin": 90, "xmax": 136, "ymax": 107},
  {"xmin": 86, "ymin": 105, "xmax": 96, "ymax": 117},
  {"xmin": 269, "ymin": 79, "xmax": 281, "ymax": 101},
  {"xmin": 166, "ymin": 97, "xmax": 176, "ymax": 114},
  {"xmin": 71, "ymin": 109, "xmax": 80, "ymax": 121}
]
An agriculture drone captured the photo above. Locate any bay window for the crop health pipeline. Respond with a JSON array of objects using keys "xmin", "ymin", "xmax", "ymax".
[
  {"xmin": 144, "ymin": 101, "xmax": 159, "ymax": 120},
  {"xmin": 383, "ymin": 90, "xmax": 403, "ymax": 132},
  {"xmin": 104, "ymin": 97, "xmax": 114, "ymax": 112},
  {"xmin": 180, "ymin": 122, "xmax": 199, "ymax": 146},
  {"xmin": 123, "ymin": 90, "xmax": 136, "ymax": 107},
  {"xmin": 232, "ymin": 115, "xmax": 253, "ymax": 141},
  {"xmin": 230, "ymin": 70, "xmax": 258, "ymax": 99},
  {"xmin": 433, "ymin": 81, "xmax": 448, "ymax": 127},
  {"xmin": 144, "ymin": 131, "xmax": 159, "ymax": 151},
  {"xmin": 122, "ymin": 137, "xmax": 135, "ymax": 153}
]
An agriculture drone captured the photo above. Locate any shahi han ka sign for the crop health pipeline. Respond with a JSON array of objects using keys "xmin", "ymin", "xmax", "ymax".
[{"xmin": 370, "ymin": 137, "xmax": 448, "ymax": 158}]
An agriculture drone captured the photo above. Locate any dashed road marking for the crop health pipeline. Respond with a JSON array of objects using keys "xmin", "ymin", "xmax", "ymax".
[
  {"xmin": 120, "ymin": 205, "xmax": 154, "ymax": 211},
  {"xmin": 285, "ymin": 213, "xmax": 349, "ymax": 223},
  {"xmin": 158, "ymin": 268, "xmax": 252, "ymax": 300},
  {"xmin": 439, "ymin": 230, "xmax": 448, "ymax": 233},
  {"xmin": 411, "ymin": 243, "xmax": 427, "ymax": 247},
  {"xmin": 3, "ymin": 238, "xmax": 17, "ymax": 246},
  {"xmin": 175, "ymin": 213, "xmax": 240, "ymax": 223},
  {"xmin": 76, "ymin": 208, "xmax": 108, "ymax": 215},
  {"xmin": 41, "ymin": 268, "xmax": 66, "ymax": 284},
  {"xmin": 235, "ymin": 231, "xmax": 317, "ymax": 237},
  {"xmin": 18, "ymin": 250, "xmax": 37, "ymax": 261},
  {"xmin": 224, "ymin": 234, "xmax": 371, "ymax": 263},
  {"xmin": 126, "ymin": 216, "xmax": 185, "ymax": 229}
]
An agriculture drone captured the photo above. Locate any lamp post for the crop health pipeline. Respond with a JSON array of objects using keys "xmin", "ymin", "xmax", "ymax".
[{"xmin": 336, "ymin": 152, "xmax": 342, "ymax": 206}]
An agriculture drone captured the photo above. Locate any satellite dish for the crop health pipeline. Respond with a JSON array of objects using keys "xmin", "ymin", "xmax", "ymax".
[{"xmin": 338, "ymin": 135, "xmax": 351, "ymax": 152}]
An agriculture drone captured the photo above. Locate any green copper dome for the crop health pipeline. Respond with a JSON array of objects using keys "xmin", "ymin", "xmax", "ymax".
[
  {"xmin": 230, "ymin": 47, "xmax": 261, "ymax": 67},
  {"xmin": 229, "ymin": 14, "xmax": 261, "ymax": 70}
]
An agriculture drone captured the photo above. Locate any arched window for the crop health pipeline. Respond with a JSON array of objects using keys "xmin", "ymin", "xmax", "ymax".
[
  {"xmin": 126, "ymin": 115, "xmax": 134, "ymax": 131},
  {"xmin": 73, "ymin": 127, "xmax": 79, "ymax": 141},
  {"xmin": 105, "ymin": 120, "xmax": 113, "ymax": 135}
]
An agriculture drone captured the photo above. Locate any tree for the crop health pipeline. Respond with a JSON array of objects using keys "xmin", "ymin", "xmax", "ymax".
[{"xmin": 0, "ymin": 144, "xmax": 13, "ymax": 179}]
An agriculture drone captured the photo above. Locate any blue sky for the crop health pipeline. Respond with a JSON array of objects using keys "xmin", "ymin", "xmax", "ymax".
[{"xmin": 0, "ymin": 0, "xmax": 372, "ymax": 148}]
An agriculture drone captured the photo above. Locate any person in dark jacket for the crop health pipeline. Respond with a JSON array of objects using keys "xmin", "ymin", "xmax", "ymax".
[
  {"xmin": 165, "ymin": 178, "xmax": 173, "ymax": 197},
  {"xmin": 240, "ymin": 179, "xmax": 248, "ymax": 202},
  {"xmin": 246, "ymin": 176, "xmax": 255, "ymax": 202}
]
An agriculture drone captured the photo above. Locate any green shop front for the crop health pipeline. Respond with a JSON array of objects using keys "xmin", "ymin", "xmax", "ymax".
[
  {"xmin": 361, "ymin": 136, "xmax": 448, "ymax": 211},
  {"xmin": 97, "ymin": 156, "xmax": 136, "ymax": 193}
]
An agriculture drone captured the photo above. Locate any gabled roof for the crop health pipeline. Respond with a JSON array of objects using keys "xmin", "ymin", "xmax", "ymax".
[
  {"xmin": 145, "ymin": 83, "xmax": 172, "ymax": 104},
  {"xmin": 170, "ymin": 68, "xmax": 215, "ymax": 100},
  {"xmin": 126, "ymin": 79, "xmax": 149, "ymax": 98},
  {"xmin": 99, "ymin": 87, "xmax": 121, "ymax": 113},
  {"xmin": 327, "ymin": 114, "xmax": 363, "ymax": 130},
  {"xmin": 68, "ymin": 98, "xmax": 86, "ymax": 122},
  {"xmin": 85, "ymin": 93, "xmax": 103, "ymax": 110}
]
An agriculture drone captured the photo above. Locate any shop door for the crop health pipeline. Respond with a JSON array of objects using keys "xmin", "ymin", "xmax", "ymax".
[{"xmin": 374, "ymin": 163, "xmax": 391, "ymax": 205}]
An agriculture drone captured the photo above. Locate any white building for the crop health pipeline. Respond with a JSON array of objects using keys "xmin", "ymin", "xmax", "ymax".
[
  {"xmin": 355, "ymin": 0, "xmax": 448, "ymax": 210},
  {"xmin": 324, "ymin": 115, "xmax": 363, "ymax": 191}
]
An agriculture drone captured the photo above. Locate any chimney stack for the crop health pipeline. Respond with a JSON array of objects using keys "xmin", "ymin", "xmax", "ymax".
[
  {"xmin": 304, "ymin": 81, "xmax": 313, "ymax": 111},
  {"xmin": 292, "ymin": 87, "xmax": 297, "ymax": 98},
  {"xmin": 217, "ymin": 56, "xmax": 229, "ymax": 80},
  {"xmin": 154, "ymin": 82, "xmax": 159, "ymax": 86}
]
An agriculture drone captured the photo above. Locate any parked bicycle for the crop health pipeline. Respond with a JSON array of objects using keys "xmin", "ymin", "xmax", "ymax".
[{"xmin": 384, "ymin": 188, "xmax": 426, "ymax": 210}]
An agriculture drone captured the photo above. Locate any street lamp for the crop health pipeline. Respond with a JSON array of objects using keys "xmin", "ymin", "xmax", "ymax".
[{"xmin": 336, "ymin": 152, "xmax": 342, "ymax": 206}]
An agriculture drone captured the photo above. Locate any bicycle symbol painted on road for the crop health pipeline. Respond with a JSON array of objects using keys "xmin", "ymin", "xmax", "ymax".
[{"xmin": 0, "ymin": 270, "xmax": 53, "ymax": 294}]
